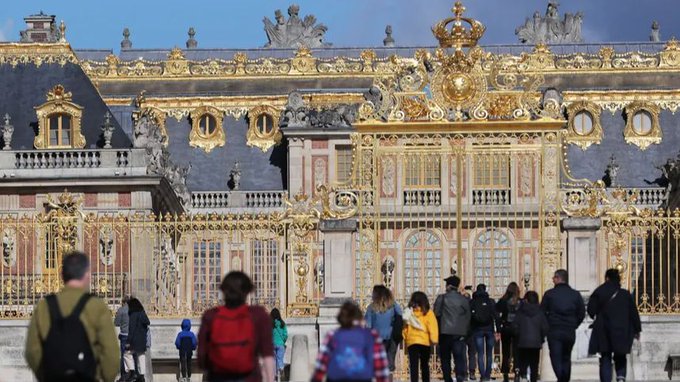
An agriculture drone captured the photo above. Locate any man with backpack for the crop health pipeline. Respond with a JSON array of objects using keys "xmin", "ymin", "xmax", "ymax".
[
  {"xmin": 434, "ymin": 275, "xmax": 471, "ymax": 382},
  {"xmin": 198, "ymin": 271, "xmax": 274, "ymax": 382},
  {"xmin": 25, "ymin": 251, "xmax": 119, "ymax": 382},
  {"xmin": 469, "ymin": 284, "xmax": 499, "ymax": 382}
]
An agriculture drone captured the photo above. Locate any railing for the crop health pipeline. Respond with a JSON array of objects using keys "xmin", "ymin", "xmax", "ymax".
[
  {"xmin": 472, "ymin": 189, "xmax": 511, "ymax": 205},
  {"xmin": 190, "ymin": 191, "xmax": 286, "ymax": 210},
  {"xmin": 15, "ymin": 151, "xmax": 102, "ymax": 169},
  {"xmin": 562, "ymin": 187, "xmax": 666, "ymax": 208},
  {"xmin": 0, "ymin": 149, "xmax": 148, "ymax": 177},
  {"xmin": 403, "ymin": 189, "xmax": 441, "ymax": 206}
]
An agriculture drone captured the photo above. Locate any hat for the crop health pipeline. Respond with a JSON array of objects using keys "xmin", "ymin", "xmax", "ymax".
[
  {"xmin": 476, "ymin": 283, "xmax": 487, "ymax": 293},
  {"xmin": 444, "ymin": 275, "xmax": 460, "ymax": 288}
]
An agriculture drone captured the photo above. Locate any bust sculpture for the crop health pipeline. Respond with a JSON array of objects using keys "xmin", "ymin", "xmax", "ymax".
[
  {"xmin": 263, "ymin": 4, "xmax": 331, "ymax": 48},
  {"xmin": 383, "ymin": 25, "xmax": 395, "ymax": 47},
  {"xmin": 650, "ymin": 21, "xmax": 661, "ymax": 42}
]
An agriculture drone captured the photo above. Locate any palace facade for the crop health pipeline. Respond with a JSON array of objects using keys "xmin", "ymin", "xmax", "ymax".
[{"xmin": 1, "ymin": 3, "xmax": 679, "ymax": 380}]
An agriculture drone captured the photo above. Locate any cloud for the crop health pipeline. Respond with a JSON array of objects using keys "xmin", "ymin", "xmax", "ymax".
[{"xmin": 0, "ymin": 19, "xmax": 14, "ymax": 42}]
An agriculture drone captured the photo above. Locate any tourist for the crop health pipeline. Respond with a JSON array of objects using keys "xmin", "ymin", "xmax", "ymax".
[
  {"xmin": 311, "ymin": 301, "xmax": 389, "ymax": 382},
  {"xmin": 25, "ymin": 251, "xmax": 119, "ymax": 382},
  {"xmin": 271, "ymin": 308, "xmax": 288, "ymax": 378},
  {"xmin": 403, "ymin": 291, "xmax": 439, "ymax": 382},
  {"xmin": 198, "ymin": 271, "xmax": 274, "ymax": 382},
  {"xmin": 433, "ymin": 275, "xmax": 471, "ymax": 382},
  {"xmin": 496, "ymin": 282, "xmax": 521, "ymax": 382},
  {"xmin": 462, "ymin": 287, "xmax": 477, "ymax": 381},
  {"xmin": 115, "ymin": 296, "xmax": 133, "ymax": 381},
  {"xmin": 512, "ymin": 291, "xmax": 548, "ymax": 382},
  {"xmin": 469, "ymin": 284, "xmax": 499, "ymax": 382},
  {"xmin": 365, "ymin": 285, "xmax": 403, "ymax": 376},
  {"xmin": 127, "ymin": 298, "xmax": 150, "ymax": 382},
  {"xmin": 174, "ymin": 318, "xmax": 198, "ymax": 382},
  {"xmin": 587, "ymin": 269, "xmax": 642, "ymax": 382},
  {"xmin": 541, "ymin": 269, "xmax": 585, "ymax": 382}
]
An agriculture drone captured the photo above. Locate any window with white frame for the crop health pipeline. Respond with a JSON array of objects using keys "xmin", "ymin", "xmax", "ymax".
[
  {"xmin": 474, "ymin": 228, "xmax": 512, "ymax": 297},
  {"xmin": 404, "ymin": 230, "xmax": 443, "ymax": 298}
]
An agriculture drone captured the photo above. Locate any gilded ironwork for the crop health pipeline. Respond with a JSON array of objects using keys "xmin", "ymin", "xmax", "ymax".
[
  {"xmin": 624, "ymin": 101, "xmax": 662, "ymax": 150},
  {"xmin": 34, "ymin": 84, "xmax": 85, "ymax": 149},
  {"xmin": 189, "ymin": 105, "xmax": 225, "ymax": 153},
  {"xmin": 565, "ymin": 101, "xmax": 603, "ymax": 150},
  {"xmin": 246, "ymin": 105, "xmax": 283, "ymax": 152}
]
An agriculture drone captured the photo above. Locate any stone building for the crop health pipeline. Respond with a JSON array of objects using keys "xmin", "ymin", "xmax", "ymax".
[{"xmin": 0, "ymin": 2, "xmax": 678, "ymax": 380}]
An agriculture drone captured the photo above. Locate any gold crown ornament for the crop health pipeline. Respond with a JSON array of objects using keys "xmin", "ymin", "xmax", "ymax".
[{"xmin": 432, "ymin": 2, "xmax": 486, "ymax": 49}]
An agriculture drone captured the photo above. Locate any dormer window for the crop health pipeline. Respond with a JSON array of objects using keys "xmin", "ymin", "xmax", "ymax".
[
  {"xmin": 624, "ymin": 102, "xmax": 661, "ymax": 150},
  {"xmin": 256, "ymin": 114, "xmax": 274, "ymax": 135},
  {"xmin": 247, "ymin": 105, "xmax": 282, "ymax": 152},
  {"xmin": 189, "ymin": 106, "xmax": 225, "ymax": 153},
  {"xmin": 566, "ymin": 101, "xmax": 602, "ymax": 150},
  {"xmin": 34, "ymin": 85, "xmax": 85, "ymax": 149}
]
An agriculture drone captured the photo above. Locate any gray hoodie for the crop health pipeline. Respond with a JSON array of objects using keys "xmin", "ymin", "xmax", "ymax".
[
  {"xmin": 114, "ymin": 304, "xmax": 129, "ymax": 335},
  {"xmin": 434, "ymin": 289, "xmax": 471, "ymax": 336}
]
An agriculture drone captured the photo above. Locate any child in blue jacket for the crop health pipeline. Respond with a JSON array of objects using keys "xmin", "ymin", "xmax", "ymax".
[{"xmin": 175, "ymin": 319, "xmax": 198, "ymax": 382}]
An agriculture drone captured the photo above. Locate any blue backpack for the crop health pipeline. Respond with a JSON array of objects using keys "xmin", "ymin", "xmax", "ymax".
[{"xmin": 326, "ymin": 328, "xmax": 374, "ymax": 381}]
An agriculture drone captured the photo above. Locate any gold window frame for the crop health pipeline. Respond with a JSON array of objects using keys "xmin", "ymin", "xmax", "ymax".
[
  {"xmin": 566, "ymin": 101, "xmax": 602, "ymax": 150},
  {"xmin": 624, "ymin": 102, "xmax": 661, "ymax": 150},
  {"xmin": 34, "ymin": 85, "xmax": 85, "ymax": 149},
  {"xmin": 246, "ymin": 105, "xmax": 283, "ymax": 152},
  {"xmin": 189, "ymin": 106, "xmax": 225, "ymax": 153}
]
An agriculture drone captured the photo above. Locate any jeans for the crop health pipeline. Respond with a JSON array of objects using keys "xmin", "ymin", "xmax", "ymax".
[
  {"xmin": 383, "ymin": 339, "xmax": 397, "ymax": 372},
  {"xmin": 467, "ymin": 335, "xmax": 477, "ymax": 378},
  {"xmin": 500, "ymin": 330, "xmax": 516, "ymax": 375},
  {"xmin": 517, "ymin": 348, "xmax": 540, "ymax": 382},
  {"xmin": 547, "ymin": 331, "xmax": 575, "ymax": 382},
  {"xmin": 474, "ymin": 331, "xmax": 495, "ymax": 380},
  {"xmin": 600, "ymin": 352, "xmax": 627, "ymax": 382},
  {"xmin": 408, "ymin": 344, "xmax": 431, "ymax": 382},
  {"xmin": 118, "ymin": 334, "xmax": 128, "ymax": 375},
  {"xmin": 274, "ymin": 345, "xmax": 286, "ymax": 372},
  {"xmin": 439, "ymin": 335, "xmax": 467, "ymax": 382},
  {"xmin": 180, "ymin": 352, "xmax": 192, "ymax": 378}
]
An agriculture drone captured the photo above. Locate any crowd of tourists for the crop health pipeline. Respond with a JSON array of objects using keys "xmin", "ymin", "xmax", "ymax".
[{"xmin": 23, "ymin": 250, "xmax": 641, "ymax": 382}]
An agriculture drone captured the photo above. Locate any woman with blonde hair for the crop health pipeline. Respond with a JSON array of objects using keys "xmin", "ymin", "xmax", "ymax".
[{"xmin": 365, "ymin": 285, "xmax": 403, "ymax": 375}]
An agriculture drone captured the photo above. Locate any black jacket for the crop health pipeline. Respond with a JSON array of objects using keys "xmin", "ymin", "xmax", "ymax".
[
  {"xmin": 127, "ymin": 310, "xmax": 150, "ymax": 353},
  {"xmin": 512, "ymin": 303, "xmax": 549, "ymax": 349},
  {"xmin": 434, "ymin": 290, "xmax": 471, "ymax": 336},
  {"xmin": 470, "ymin": 291, "xmax": 500, "ymax": 333},
  {"xmin": 496, "ymin": 297, "xmax": 521, "ymax": 332},
  {"xmin": 587, "ymin": 281, "xmax": 642, "ymax": 355},
  {"xmin": 540, "ymin": 283, "xmax": 585, "ymax": 333}
]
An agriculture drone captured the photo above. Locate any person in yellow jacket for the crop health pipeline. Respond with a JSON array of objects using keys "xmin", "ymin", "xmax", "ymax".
[
  {"xmin": 25, "ymin": 251, "xmax": 120, "ymax": 382},
  {"xmin": 402, "ymin": 291, "xmax": 439, "ymax": 382}
]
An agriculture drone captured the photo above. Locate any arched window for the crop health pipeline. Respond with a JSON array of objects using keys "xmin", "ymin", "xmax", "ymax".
[
  {"xmin": 474, "ymin": 228, "xmax": 512, "ymax": 297},
  {"xmin": 404, "ymin": 230, "xmax": 442, "ymax": 298},
  {"xmin": 247, "ymin": 105, "xmax": 283, "ymax": 152},
  {"xmin": 573, "ymin": 111, "xmax": 594, "ymax": 135},
  {"xmin": 198, "ymin": 114, "xmax": 217, "ymax": 137},
  {"xmin": 632, "ymin": 111, "xmax": 652, "ymax": 135},
  {"xmin": 189, "ymin": 106, "xmax": 225, "ymax": 153},
  {"xmin": 256, "ymin": 114, "xmax": 274, "ymax": 135}
]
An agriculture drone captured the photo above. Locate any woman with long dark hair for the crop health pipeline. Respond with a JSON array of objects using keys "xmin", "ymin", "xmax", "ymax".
[
  {"xmin": 270, "ymin": 308, "xmax": 288, "ymax": 377},
  {"xmin": 365, "ymin": 285, "xmax": 403, "ymax": 377},
  {"xmin": 497, "ymin": 282, "xmax": 521, "ymax": 382},
  {"xmin": 126, "ymin": 298, "xmax": 150, "ymax": 382},
  {"xmin": 402, "ymin": 292, "xmax": 439, "ymax": 382}
]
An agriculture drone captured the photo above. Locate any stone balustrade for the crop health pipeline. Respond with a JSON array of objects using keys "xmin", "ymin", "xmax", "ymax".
[
  {"xmin": 472, "ymin": 188, "xmax": 512, "ymax": 206},
  {"xmin": 562, "ymin": 187, "xmax": 667, "ymax": 209},
  {"xmin": 403, "ymin": 189, "xmax": 441, "ymax": 206},
  {"xmin": 190, "ymin": 190, "xmax": 286, "ymax": 210}
]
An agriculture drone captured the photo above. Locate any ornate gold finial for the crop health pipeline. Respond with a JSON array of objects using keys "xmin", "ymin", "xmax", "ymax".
[
  {"xmin": 46, "ymin": 84, "xmax": 72, "ymax": 102},
  {"xmin": 59, "ymin": 20, "xmax": 66, "ymax": 43},
  {"xmin": 432, "ymin": 1, "xmax": 485, "ymax": 50},
  {"xmin": 295, "ymin": 45, "xmax": 312, "ymax": 58},
  {"xmin": 167, "ymin": 47, "xmax": 185, "ymax": 60}
]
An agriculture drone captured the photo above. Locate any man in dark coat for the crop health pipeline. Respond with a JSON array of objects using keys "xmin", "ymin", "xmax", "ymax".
[
  {"xmin": 587, "ymin": 268, "xmax": 642, "ymax": 382},
  {"xmin": 541, "ymin": 269, "xmax": 585, "ymax": 382},
  {"xmin": 434, "ymin": 275, "xmax": 472, "ymax": 382},
  {"xmin": 470, "ymin": 284, "xmax": 500, "ymax": 382}
]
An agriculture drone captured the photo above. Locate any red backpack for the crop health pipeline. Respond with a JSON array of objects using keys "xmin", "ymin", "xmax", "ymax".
[{"xmin": 208, "ymin": 305, "xmax": 256, "ymax": 375}]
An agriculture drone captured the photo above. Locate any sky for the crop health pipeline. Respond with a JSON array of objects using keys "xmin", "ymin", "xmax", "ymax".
[{"xmin": 1, "ymin": 1, "xmax": 680, "ymax": 50}]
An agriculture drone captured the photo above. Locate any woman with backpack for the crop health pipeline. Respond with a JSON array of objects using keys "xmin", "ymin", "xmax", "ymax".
[
  {"xmin": 402, "ymin": 291, "xmax": 439, "ymax": 382},
  {"xmin": 271, "ymin": 308, "xmax": 288, "ymax": 378},
  {"xmin": 311, "ymin": 301, "xmax": 390, "ymax": 382},
  {"xmin": 511, "ymin": 291, "xmax": 548, "ymax": 382},
  {"xmin": 365, "ymin": 285, "xmax": 403, "ymax": 377},
  {"xmin": 126, "ymin": 298, "xmax": 150, "ymax": 382},
  {"xmin": 496, "ymin": 282, "xmax": 521, "ymax": 382}
]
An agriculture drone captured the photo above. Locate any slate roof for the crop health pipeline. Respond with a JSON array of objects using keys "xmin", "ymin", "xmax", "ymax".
[{"xmin": 0, "ymin": 62, "xmax": 131, "ymax": 150}]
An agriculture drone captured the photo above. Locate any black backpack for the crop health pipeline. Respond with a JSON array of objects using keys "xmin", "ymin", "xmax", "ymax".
[
  {"xmin": 391, "ymin": 305, "xmax": 404, "ymax": 344},
  {"xmin": 42, "ymin": 293, "xmax": 96, "ymax": 382},
  {"xmin": 471, "ymin": 298, "xmax": 493, "ymax": 326}
]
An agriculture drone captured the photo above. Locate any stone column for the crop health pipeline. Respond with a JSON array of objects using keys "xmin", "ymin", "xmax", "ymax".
[
  {"xmin": 317, "ymin": 219, "xmax": 356, "ymax": 341},
  {"xmin": 563, "ymin": 217, "xmax": 601, "ymax": 295},
  {"xmin": 288, "ymin": 138, "xmax": 304, "ymax": 195}
]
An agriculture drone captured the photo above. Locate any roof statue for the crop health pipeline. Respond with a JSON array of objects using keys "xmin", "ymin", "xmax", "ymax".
[
  {"xmin": 515, "ymin": 1, "xmax": 583, "ymax": 44},
  {"xmin": 121, "ymin": 28, "xmax": 132, "ymax": 49},
  {"xmin": 650, "ymin": 21, "xmax": 661, "ymax": 42},
  {"xmin": 186, "ymin": 27, "xmax": 198, "ymax": 49},
  {"xmin": 263, "ymin": 4, "xmax": 331, "ymax": 48},
  {"xmin": 383, "ymin": 25, "xmax": 395, "ymax": 47}
]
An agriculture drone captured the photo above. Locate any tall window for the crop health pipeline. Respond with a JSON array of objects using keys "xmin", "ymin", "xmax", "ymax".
[
  {"xmin": 336, "ymin": 145, "xmax": 353, "ymax": 183},
  {"xmin": 474, "ymin": 228, "xmax": 512, "ymax": 297},
  {"xmin": 48, "ymin": 113, "xmax": 72, "ymax": 147},
  {"xmin": 473, "ymin": 155, "xmax": 510, "ymax": 188},
  {"xmin": 404, "ymin": 155, "xmax": 441, "ymax": 188},
  {"xmin": 193, "ymin": 240, "xmax": 222, "ymax": 302},
  {"xmin": 404, "ymin": 230, "xmax": 442, "ymax": 297},
  {"xmin": 251, "ymin": 239, "xmax": 279, "ymax": 307}
]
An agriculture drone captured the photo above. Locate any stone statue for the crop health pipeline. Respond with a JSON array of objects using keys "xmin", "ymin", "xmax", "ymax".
[
  {"xmin": 650, "ymin": 21, "xmax": 661, "ymax": 42},
  {"xmin": 230, "ymin": 162, "xmax": 242, "ymax": 190},
  {"xmin": 2, "ymin": 114, "xmax": 13, "ymax": 150},
  {"xmin": 263, "ymin": 4, "xmax": 331, "ymax": 48},
  {"xmin": 101, "ymin": 112, "xmax": 114, "ymax": 149},
  {"xmin": 2, "ymin": 232, "xmax": 15, "ymax": 267},
  {"xmin": 121, "ymin": 28, "xmax": 132, "ymax": 49},
  {"xmin": 281, "ymin": 91, "xmax": 309, "ymax": 128},
  {"xmin": 383, "ymin": 25, "xmax": 395, "ymax": 47},
  {"xmin": 381, "ymin": 257, "xmax": 395, "ymax": 288},
  {"xmin": 314, "ymin": 256, "xmax": 324, "ymax": 292},
  {"xmin": 157, "ymin": 234, "xmax": 178, "ymax": 300},
  {"xmin": 515, "ymin": 2, "xmax": 583, "ymax": 44},
  {"xmin": 603, "ymin": 155, "xmax": 620, "ymax": 188},
  {"xmin": 186, "ymin": 27, "xmax": 198, "ymax": 49},
  {"xmin": 99, "ymin": 230, "xmax": 114, "ymax": 266},
  {"xmin": 308, "ymin": 104, "xmax": 357, "ymax": 128}
]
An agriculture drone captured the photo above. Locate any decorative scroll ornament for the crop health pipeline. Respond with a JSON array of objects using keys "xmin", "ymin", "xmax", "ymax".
[
  {"xmin": 624, "ymin": 101, "xmax": 661, "ymax": 150},
  {"xmin": 189, "ymin": 105, "xmax": 225, "ymax": 153},
  {"xmin": 34, "ymin": 85, "xmax": 85, "ymax": 149},
  {"xmin": 565, "ymin": 101, "xmax": 603, "ymax": 150},
  {"xmin": 247, "ymin": 105, "xmax": 283, "ymax": 152}
]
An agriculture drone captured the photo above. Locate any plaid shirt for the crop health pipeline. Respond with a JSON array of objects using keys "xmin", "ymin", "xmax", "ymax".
[{"xmin": 311, "ymin": 327, "xmax": 390, "ymax": 382}]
